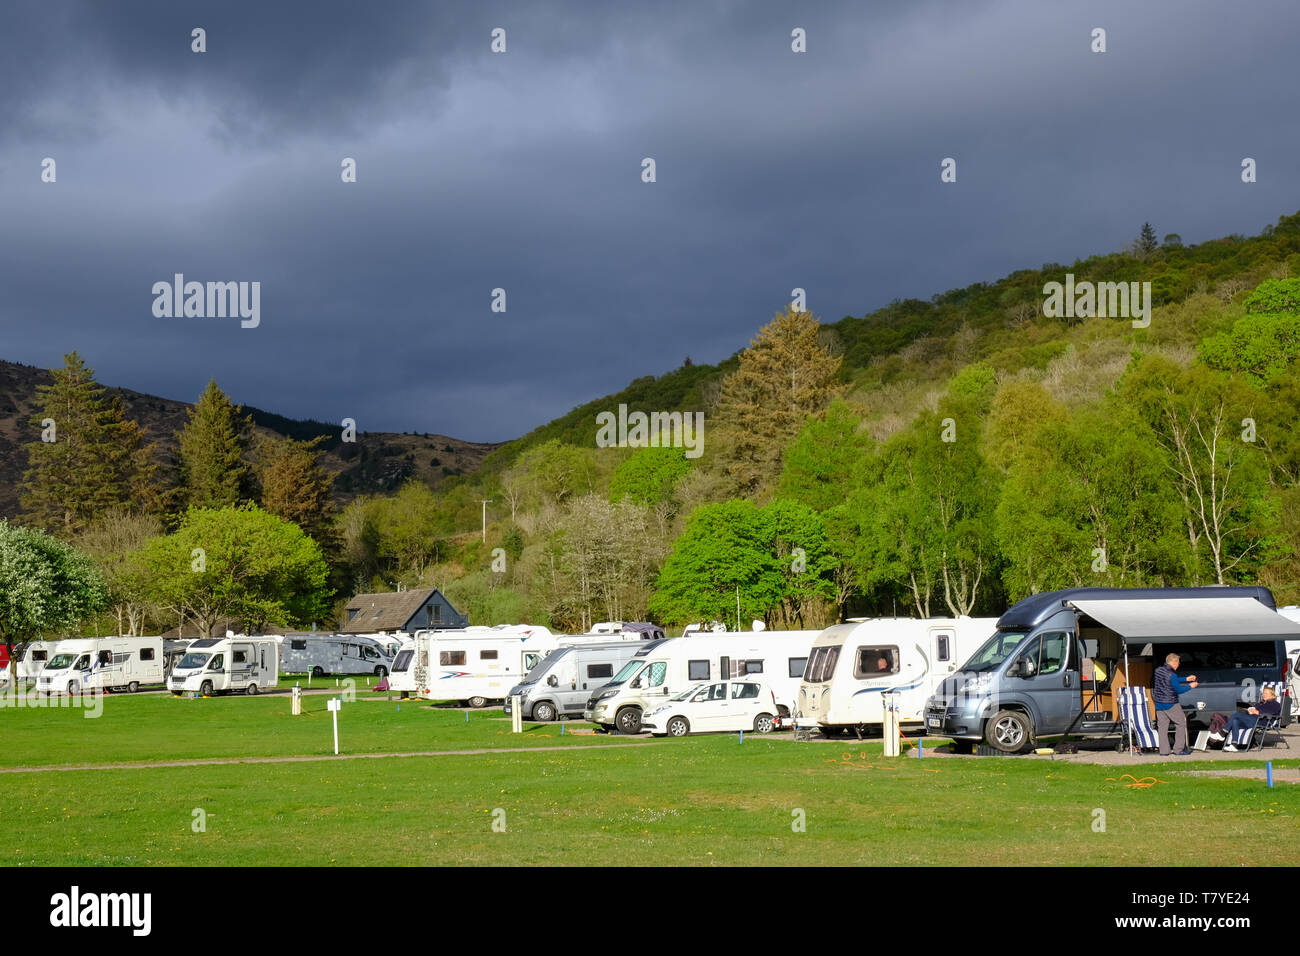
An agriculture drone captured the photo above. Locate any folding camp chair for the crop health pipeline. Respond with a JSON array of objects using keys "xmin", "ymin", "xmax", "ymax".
[
  {"xmin": 1226, "ymin": 682, "xmax": 1290, "ymax": 752},
  {"xmin": 1118, "ymin": 686, "xmax": 1159, "ymax": 753}
]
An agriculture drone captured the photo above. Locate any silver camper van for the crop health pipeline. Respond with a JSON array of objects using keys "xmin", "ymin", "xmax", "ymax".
[
  {"xmin": 504, "ymin": 641, "xmax": 660, "ymax": 722},
  {"xmin": 278, "ymin": 633, "xmax": 394, "ymax": 677}
]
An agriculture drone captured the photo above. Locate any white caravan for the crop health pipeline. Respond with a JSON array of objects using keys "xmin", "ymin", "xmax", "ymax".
[
  {"xmin": 16, "ymin": 640, "xmax": 58, "ymax": 684},
  {"xmin": 167, "ymin": 635, "xmax": 279, "ymax": 696},
  {"xmin": 584, "ymin": 630, "xmax": 819, "ymax": 734},
  {"xmin": 414, "ymin": 625, "xmax": 559, "ymax": 707},
  {"xmin": 796, "ymin": 616, "xmax": 998, "ymax": 735},
  {"xmin": 278, "ymin": 633, "xmax": 394, "ymax": 678},
  {"xmin": 36, "ymin": 637, "xmax": 166, "ymax": 695}
]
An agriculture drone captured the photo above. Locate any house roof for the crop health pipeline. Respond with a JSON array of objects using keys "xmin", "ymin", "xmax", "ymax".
[{"xmin": 341, "ymin": 588, "xmax": 453, "ymax": 633}]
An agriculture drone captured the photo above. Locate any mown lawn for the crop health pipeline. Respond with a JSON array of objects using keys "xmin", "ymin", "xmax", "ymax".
[{"xmin": 1, "ymin": 695, "xmax": 1295, "ymax": 866}]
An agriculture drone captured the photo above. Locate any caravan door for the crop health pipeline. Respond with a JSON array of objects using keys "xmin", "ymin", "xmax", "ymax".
[{"xmin": 930, "ymin": 626, "xmax": 957, "ymax": 675}]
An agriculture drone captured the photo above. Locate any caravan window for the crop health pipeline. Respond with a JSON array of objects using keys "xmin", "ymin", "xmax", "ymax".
[
  {"xmin": 728, "ymin": 659, "xmax": 762, "ymax": 677},
  {"xmin": 934, "ymin": 633, "xmax": 952, "ymax": 662},
  {"xmin": 788, "ymin": 657, "xmax": 807, "ymax": 679},
  {"xmin": 140, "ymin": 647, "xmax": 155, "ymax": 661},
  {"xmin": 480, "ymin": 650, "xmax": 498, "ymax": 661},
  {"xmin": 98, "ymin": 650, "xmax": 113, "ymax": 666},
  {"xmin": 688, "ymin": 660, "xmax": 709, "ymax": 681},
  {"xmin": 853, "ymin": 647, "xmax": 900, "ymax": 678},
  {"xmin": 233, "ymin": 650, "xmax": 249, "ymax": 665},
  {"xmin": 32, "ymin": 650, "xmax": 48, "ymax": 662},
  {"xmin": 291, "ymin": 639, "xmax": 307, "ymax": 650},
  {"xmin": 440, "ymin": 651, "xmax": 466, "ymax": 666},
  {"xmin": 523, "ymin": 653, "xmax": 542, "ymax": 671},
  {"xmin": 805, "ymin": 645, "xmax": 841, "ymax": 683},
  {"xmin": 393, "ymin": 650, "xmax": 414, "ymax": 673}
]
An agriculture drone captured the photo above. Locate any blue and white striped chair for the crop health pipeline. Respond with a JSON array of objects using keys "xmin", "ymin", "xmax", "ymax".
[
  {"xmin": 1118, "ymin": 686, "xmax": 1159, "ymax": 752},
  {"xmin": 1229, "ymin": 682, "xmax": 1289, "ymax": 751}
]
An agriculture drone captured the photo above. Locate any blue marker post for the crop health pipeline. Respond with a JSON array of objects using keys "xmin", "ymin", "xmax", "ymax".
[
  {"xmin": 560, "ymin": 723, "xmax": 565, "ymax": 736},
  {"xmin": 918, "ymin": 738, "xmax": 923, "ymax": 760},
  {"xmin": 465, "ymin": 710, "xmax": 469, "ymax": 723},
  {"xmin": 1267, "ymin": 761, "xmax": 1274, "ymax": 788},
  {"xmin": 739, "ymin": 730, "xmax": 744, "ymax": 744}
]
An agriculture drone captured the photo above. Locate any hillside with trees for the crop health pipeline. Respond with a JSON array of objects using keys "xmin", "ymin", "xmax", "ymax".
[{"xmin": 6, "ymin": 210, "xmax": 1300, "ymax": 640}]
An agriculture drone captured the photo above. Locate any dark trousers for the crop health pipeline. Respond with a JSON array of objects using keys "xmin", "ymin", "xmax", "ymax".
[{"xmin": 1156, "ymin": 705, "xmax": 1187, "ymax": 754}]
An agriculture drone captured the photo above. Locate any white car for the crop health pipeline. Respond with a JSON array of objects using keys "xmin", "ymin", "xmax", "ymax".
[{"xmin": 642, "ymin": 679, "xmax": 780, "ymax": 737}]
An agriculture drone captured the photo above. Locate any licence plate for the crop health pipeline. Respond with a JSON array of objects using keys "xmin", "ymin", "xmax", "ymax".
[{"xmin": 927, "ymin": 718, "xmax": 941, "ymax": 728}]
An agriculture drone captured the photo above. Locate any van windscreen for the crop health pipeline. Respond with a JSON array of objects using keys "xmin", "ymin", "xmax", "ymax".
[
  {"xmin": 608, "ymin": 659, "xmax": 642, "ymax": 686},
  {"xmin": 963, "ymin": 631, "xmax": 1028, "ymax": 673},
  {"xmin": 178, "ymin": 653, "xmax": 211, "ymax": 669}
]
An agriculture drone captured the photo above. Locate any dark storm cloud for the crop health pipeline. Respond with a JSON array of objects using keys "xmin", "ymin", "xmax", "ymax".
[{"xmin": 1, "ymin": 0, "xmax": 1298, "ymax": 441}]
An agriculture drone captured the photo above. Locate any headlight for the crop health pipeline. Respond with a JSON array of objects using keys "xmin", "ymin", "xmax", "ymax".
[{"xmin": 595, "ymin": 689, "xmax": 619, "ymax": 703}]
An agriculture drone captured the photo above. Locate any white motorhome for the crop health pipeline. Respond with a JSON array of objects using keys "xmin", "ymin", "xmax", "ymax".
[
  {"xmin": 37, "ymin": 637, "xmax": 166, "ymax": 695},
  {"xmin": 584, "ymin": 630, "xmax": 819, "ymax": 734},
  {"xmin": 387, "ymin": 634, "xmax": 418, "ymax": 697},
  {"xmin": 414, "ymin": 625, "xmax": 558, "ymax": 707},
  {"xmin": 167, "ymin": 635, "xmax": 279, "ymax": 696},
  {"xmin": 278, "ymin": 633, "xmax": 394, "ymax": 678},
  {"xmin": 504, "ymin": 639, "xmax": 664, "ymax": 721},
  {"xmin": 796, "ymin": 617, "xmax": 999, "ymax": 735}
]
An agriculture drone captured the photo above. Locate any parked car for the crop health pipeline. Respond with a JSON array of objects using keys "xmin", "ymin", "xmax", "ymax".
[{"xmin": 641, "ymin": 679, "xmax": 780, "ymax": 737}]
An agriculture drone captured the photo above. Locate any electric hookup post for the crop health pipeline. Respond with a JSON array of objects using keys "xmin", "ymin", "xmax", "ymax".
[
  {"xmin": 511, "ymin": 695, "xmax": 523, "ymax": 733},
  {"xmin": 328, "ymin": 697, "xmax": 342, "ymax": 754},
  {"xmin": 291, "ymin": 684, "xmax": 302, "ymax": 715},
  {"xmin": 883, "ymin": 691, "xmax": 901, "ymax": 758}
]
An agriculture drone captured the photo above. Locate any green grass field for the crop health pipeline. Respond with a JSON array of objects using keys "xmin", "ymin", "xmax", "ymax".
[{"xmin": 2, "ymin": 694, "xmax": 1296, "ymax": 866}]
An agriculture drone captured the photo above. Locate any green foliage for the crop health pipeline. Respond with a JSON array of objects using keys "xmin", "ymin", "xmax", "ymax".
[
  {"xmin": 776, "ymin": 400, "xmax": 872, "ymax": 512},
  {"xmin": 133, "ymin": 504, "xmax": 331, "ymax": 636},
  {"xmin": 0, "ymin": 520, "xmax": 108, "ymax": 677},
  {"xmin": 609, "ymin": 447, "xmax": 691, "ymax": 506},
  {"xmin": 1244, "ymin": 277, "xmax": 1300, "ymax": 315},
  {"xmin": 177, "ymin": 380, "xmax": 250, "ymax": 509}
]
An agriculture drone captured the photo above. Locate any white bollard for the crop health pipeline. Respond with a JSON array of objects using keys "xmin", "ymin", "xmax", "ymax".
[
  {"xmin": 511, "ymin": 695, "xmax": 523, "ymax": 733},
  {"xmin": 327, "ymin": 697, "xmax": 341, "ymax": 754},
  {"xmin": 883, "ymin": 692, "xmax": 900, "ymax": 757},
  {"xmin": 292, "ymin": 684, "xmax": 302, "ymax": 716}
]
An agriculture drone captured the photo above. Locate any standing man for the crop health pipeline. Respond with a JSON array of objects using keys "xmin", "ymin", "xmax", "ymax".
[{"xmin": 1154, "ymin": 653, "xmax": 1198, "ymax": 756}]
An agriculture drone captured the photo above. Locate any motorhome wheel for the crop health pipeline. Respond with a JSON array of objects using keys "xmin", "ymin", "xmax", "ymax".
[
  {"xmin": 468, "ymin": 696, "xmax": 488, "ymax": 709},
  {"xmin": 616, "ymin": 706, "xmax": 642, "ymax": 734},
  {"xmin": 312, "ymin": 666, "xmax": 324, "ymax": 677},
  {"xmin": 66, "ymin": 681, "xmax": 77, "ymax": 696},
  {"xmin": 246, "ymin": 683, "xmax": 258, "ymax": 696},
  {"xmin": 128, "ymin": 681, "xmax": 139, "ymax": 693},
  {"xmin": 666, "ymin": 716, "xmax": 690, "ymax": 737},
  {"xmin": 754, "ymin": 713, "xmax": 775, "ymax": 734},
  {"xmin": 534, "ymin": 701, "xmax": 556, "ymax": 722},
  {"xmin": 985, "ymin": 710, "xmax": 1032, "ymax": 754},
  {"xmin": 200, "ymin": 680, "xmax": 214, "ymax": 697},
  {"xmin": 374, "ymin": 665, "xmax": 388, "ymax": 678}
]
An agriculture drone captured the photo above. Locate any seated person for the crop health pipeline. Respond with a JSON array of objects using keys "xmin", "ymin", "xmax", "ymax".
[{"xmin": 1208, "ymin": 686, "xmax": 1281, "ymax": 751}]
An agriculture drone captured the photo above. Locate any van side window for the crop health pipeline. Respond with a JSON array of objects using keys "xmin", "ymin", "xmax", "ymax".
[
  {"xmin": 647, "ymin": 662, "xmax": 667, "ymax": 686},
  {"xmin": 853, "ymin": 647, "xmax": 899, "ymax": 678},
  {"xmin": 1039, "ymin": 632, "xmax": 1069, "ymax": 675},
  {"xmin": 140, "ymin": 647, "xmax": 155, "ymax": 661},
  {"xmin": 688, "ymin": 660, "xmax": 709, "ymax": 681},
  {"xmin": 234, "ymin": 651, "xmax": 249, "ymax": 664},
  {"xmin": 587, "ymin": 664, "xmax": 613, "ymax": 680},
  {"xmin": 440, "ymin": 651, "xmax": 467, "ymax": 666},
  {"xmin": 789, "ymin": 657, "xmax": 807, "ymax": 679},
  {"xmin": 480, "ymin": 650, "xmax": 498, "ymax": 660},
  {"xmin": 209, "ymin": 655, "xmax": 224, "ymax": 670},
  {"xmin": 291, "ymin": 639, "xmax": 307, "ymax": 650}
]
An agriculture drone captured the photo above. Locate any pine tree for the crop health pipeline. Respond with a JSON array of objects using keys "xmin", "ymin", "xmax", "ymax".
[
  {"xmin": 711, "ymin": 307, "xmax": 844, "ymax": 498},
  {"xmin": 20, "ymin": 352, "xmax": 155, "ymax": 536},
  {"xmin": 177, "ymin": 380, "xmax": 250, "ymax": 509},
  {"xmin": 258, "ymin": 435, "xmax": 338, "ymax": 552},
  {"xmin": 1137, "ymin": 222, "xmax": 1159, "ymax": 257}
]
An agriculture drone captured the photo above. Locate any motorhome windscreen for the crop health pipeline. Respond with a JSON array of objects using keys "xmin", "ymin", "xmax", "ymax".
[
  {"xmin": 47, "ymin": 654, "xmax": 77, "ymax": 670},
  {"xmin": 393, "ymin": 650, "xmax": 413, "ymax": 673},
  {"xmin": 178, "ymin": 653, "xmax": 211, "ymax": 669},
  {"xmin": 608, "ymin": 659, "xmax": 642, "ymax": 686},
  {"xmin": 963, "ymin": 631, "xmax": 1029, "ymax": 673}
]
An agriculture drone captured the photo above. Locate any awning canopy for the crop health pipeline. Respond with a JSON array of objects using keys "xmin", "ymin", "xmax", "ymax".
[{"xmin": 1068, "ymin": 597, "xmax": 1300, "ymax": 643}]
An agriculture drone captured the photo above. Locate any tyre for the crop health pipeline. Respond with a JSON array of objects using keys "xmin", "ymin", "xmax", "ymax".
[
  {"xmin": 127, "ymin": 681, "xmax": 140, "ymax": 693},
  {"xmin": 374, "ymin": 666, "xmax": 387, "ymax": 678},
  {"xmin": 533, "ymin": 700, "xmax": 557, "ymax": 723},
  {"xmin": 312, "ymin": 666, "xmax": 324, "ymax": 677},
  {"xmin": 951, "ymin": 739, "xmax": 975, "ymax": 755},
  {"xmin": 246, "ymin": 683, "xmax": 258, "ymax": 696},
  {"xmin": 666, "ymin": 716, "xmax": 690, "ymax": 737},
  {"xmin": 754, "ymin": 713, "xmax": 776, "ymax": 734},
  {"xmin": 468, "ymin": 696, "xmax": 488, "ymax": 709},
  {"xmin": 984, "ymin": 710, "xmax": 1033, "ymax": 754},
  {"xmin": 615, "ymin": 706, "xmax": 643, "ymax": 735},
  {"xmin": 200, "ymin": 680, "xmax": 214, "ymax": 697},
  {"xmin": 67, "ymin": 681, "xmax": 78, "ymax": 696}
]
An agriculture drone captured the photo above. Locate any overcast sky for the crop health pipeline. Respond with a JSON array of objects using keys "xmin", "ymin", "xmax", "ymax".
[{"xmin": 1, "ymin": 0, "xmax": 1297, "ymax": 442}]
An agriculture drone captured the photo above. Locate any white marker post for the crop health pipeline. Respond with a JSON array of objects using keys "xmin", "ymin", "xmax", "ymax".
[
  {"xmin": 511, "ymin": 695, "xmax": 523, "ymax": 733},
  {"xmin": 327, "ymin": 697, "xmax": 342, "ymax": 754}
]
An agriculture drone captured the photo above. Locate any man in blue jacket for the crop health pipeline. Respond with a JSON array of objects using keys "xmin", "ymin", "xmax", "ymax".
[{"xmin": 1154, "ymin": 653, "xmax": 1199, "ymax": 756}]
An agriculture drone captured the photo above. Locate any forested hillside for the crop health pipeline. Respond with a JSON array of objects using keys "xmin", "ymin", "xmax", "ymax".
[{"xmin": 7, "ymin": 211, "xmax": 1300, "ymax": 640}]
